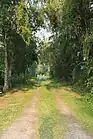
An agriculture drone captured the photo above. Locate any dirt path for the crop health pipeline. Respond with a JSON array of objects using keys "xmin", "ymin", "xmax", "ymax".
[
  {"xmin": 0, "ymin": 89, "xmax": 39, "ymax": 139},
  {"xmin": 56, "ymin": 95, "xmax": 93, "ymax": 139},
  {"xmin": 0, "ymin": 86, "xmax": 93, "ymax": 139}
]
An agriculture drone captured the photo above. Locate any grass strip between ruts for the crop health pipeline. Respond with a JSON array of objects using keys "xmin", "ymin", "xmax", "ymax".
[{"xmin": 39, "ymin": 87, "xmax": 64, "ymax": 139}]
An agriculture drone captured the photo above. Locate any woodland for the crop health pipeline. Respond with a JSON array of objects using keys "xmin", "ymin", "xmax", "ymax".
[
  {"xmin": 0, "ymin": 1, "xmax": 93, "ymax": 137},
  {"xmin": 0, "ymin": 0, "xmax": 93, "ymax": 94}
]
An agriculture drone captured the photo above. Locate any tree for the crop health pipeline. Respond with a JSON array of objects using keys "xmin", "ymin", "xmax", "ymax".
[
  {"xmin": 0, "ymin": 0, "xmax": 44, "ymax": 90},
  {"xmin": 44, "ymin": 0, "xmax": 93, "ymax": 91}
]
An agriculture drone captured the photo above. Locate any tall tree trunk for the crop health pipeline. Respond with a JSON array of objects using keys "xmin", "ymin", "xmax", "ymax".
[
  {"xmin": 9, "ymin": 61, "xmax": 12, "ymax": 88},
  {"xmin": 4, "ymin": 36, "xmax": 9, "ymax": 91}
]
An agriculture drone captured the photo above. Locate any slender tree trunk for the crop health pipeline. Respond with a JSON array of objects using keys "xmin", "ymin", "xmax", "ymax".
[
  {"xmin": 9, "ymin": 62, "xmax": 12, "ymax": 88},
  {"xmin": 4, "ymin": 35, "xmax": 9, "ymax": 91}
]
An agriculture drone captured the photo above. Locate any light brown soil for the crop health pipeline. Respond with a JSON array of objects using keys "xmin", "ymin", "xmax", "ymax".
[
  {"xmin": 0, "ymin": 90, "xmax": 39, "ymax": 139},
  {"xmin": 0, "ymin": 99, "xmax": 8, "ymax": 109}
]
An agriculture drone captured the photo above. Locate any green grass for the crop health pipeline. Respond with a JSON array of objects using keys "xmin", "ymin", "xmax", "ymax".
[
  {"xmin": 58, "ymin": 87, "xmax": 93, "ymax": 134},
  {"xmin": 1, "ymin": 79, "xmax": 93, "ymax": 137},
  {"xmin": 39, "ymin": 87, "xmax": 65, "ymax": 139},
  {"xmin": 45, "ymin": 80, "xmax": 93, "ymax": 134},
  {"xmin": 0, "ymin": 89, "xmax": 34, "ymax": 133}
]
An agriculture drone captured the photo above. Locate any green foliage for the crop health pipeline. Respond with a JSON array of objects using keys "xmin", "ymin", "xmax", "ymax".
[
  {"xmin": 16, "ymin": 0, "xmax": 32, "ymax": 45},
  {"xmin": 83, "ymin": 32, "xmax": 93, "ymax": 92},
  {"xmin": 0, "ymin": 0, "xmax": 43, "ymax": 88},
  {"xmin": 83, "ymin": 93, "xmax": 93, "ymax": 105},
  {"xmin": 44, "ymin": 0, "xmax": 93, "ymax": 93},
  {"xmin": 83, "ymin": 33, "xmax": 93, "ymax": 60},
  {"xmin": 0, "ymin": 0, "xmax": 93, "ymax": 93}
]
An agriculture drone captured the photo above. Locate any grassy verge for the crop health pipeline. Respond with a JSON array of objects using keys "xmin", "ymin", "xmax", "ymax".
[
  {"xmin": 39, "ymin": 87, "xmax": 64, "ymax": 139},
  {"xmin": 58, "ymin": 87, "xmax": 93, "ymax": 134},
  {"xmin": 0, "ymin": 89, "xmax": 34, "ymax": 133}
]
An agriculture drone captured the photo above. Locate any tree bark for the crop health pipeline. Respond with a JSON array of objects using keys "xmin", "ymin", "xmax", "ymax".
[
  {"xmin": 9, "ymin": 62, "xmax": 12, "ymax": 88},
  {"xmin": 4, "ymin": 34, "xmax": 9, "ymax": 91}
]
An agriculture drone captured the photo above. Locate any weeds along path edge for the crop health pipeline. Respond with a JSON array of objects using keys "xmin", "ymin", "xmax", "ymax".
[
  {"xmin": 54, "ymin": 89, "xmax": 93, "ymax": 139},
  {"xmin": 0, "ymin": 89, "xmax": 40, "ymax": 139}
]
